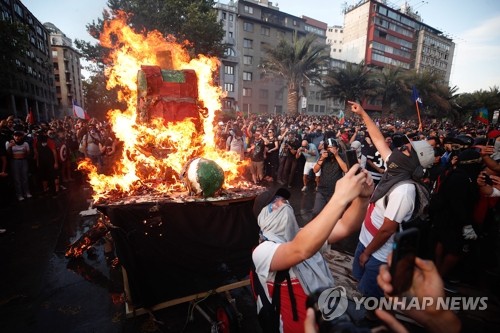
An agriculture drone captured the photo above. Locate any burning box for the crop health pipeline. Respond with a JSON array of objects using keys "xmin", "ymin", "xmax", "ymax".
[{"xmin": 137, "ymin": 51, "xmax": 204, "ymax": 129}]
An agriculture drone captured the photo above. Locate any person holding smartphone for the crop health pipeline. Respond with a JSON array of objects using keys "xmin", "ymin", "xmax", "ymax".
[{"xmin": 304, "ymin": 251, "xmax": 462, "ymax": 333}]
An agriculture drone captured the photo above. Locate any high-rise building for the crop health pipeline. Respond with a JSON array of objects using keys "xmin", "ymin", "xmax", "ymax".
[
  {"xmin": 326, "ymin": 25, "xmax": 344, "ymax": 59},
  {"xmin": 215, "ymin": 0, "xmax": 330, "ymax": 115},
  {"xmin": 44, "ymin": 22, "xmax": 84, "ymax": 118},
  {"xmin": 341, "ymin": 0, "xmax": 455, "ymax": 110},
  {"xmin": 0, "ymin": 0, "xmax": 57, "ymax": 121}
]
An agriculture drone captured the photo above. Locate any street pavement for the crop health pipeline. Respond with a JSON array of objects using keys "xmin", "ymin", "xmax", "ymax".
[{"xmin": 1, "ymin": 179, "xmax": 500, "ymax": 332}]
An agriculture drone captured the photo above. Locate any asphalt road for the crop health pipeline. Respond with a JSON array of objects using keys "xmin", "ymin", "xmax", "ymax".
[{"xmin": 1, "ymin": 178, "xmax": 500, "ymax": 333}]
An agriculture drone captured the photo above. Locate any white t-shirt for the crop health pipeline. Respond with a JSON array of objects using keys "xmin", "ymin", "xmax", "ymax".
[
  {"xmin": 359, "ymin": 183, "xmax": 416, "ymax": 262},
  {"xmin": 253, "ymin": 241, "xmax": 308, "ymax": 333}
]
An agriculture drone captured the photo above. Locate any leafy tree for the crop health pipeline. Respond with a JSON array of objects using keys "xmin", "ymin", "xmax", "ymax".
[
  {"xmin": 455, "ymin": 86, "xmax": 500, "ymax": 124},
  {"xmin": 0, "ymin": 21, "xmax": 29, "ymax": 90},
  {"xmin": 322, "ymin": 61, "xmax": 378, "ymax": 108},
  {"xmin": 260, "ymin": 33, "xmax": 330, "ymax": 115},
  {"xmin": 75, "ymin": 0, "xmax": 225, "ymax": 120},
  {"xmin": 401, "ymin": 70, "xmax": 453, "ymax": 120},
  {"xmin": 82, "ymin": 67, "xmax": 126, "ymax": 121}
]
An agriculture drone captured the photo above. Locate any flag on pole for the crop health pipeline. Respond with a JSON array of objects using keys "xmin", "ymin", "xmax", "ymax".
[
  {"xmin": 411, "ymin": 86, "xmax": 423, "ymax": 106},
  {"xmin": 474, "ymin": 107, "xmax": 489, "ymax": 125},
  {"xmin": 338, "ymin": 110, "xmax": 345, "ymax": 125},
  {"xmin": 411, "ymin": 86, "xmax": 423, "ymax": 129},
  {"xmin": 73, "ymin": 100, "xmax": 89, "ymax": 120}
]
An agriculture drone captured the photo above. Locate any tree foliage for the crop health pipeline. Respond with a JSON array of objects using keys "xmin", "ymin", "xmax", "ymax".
[
  {"xmin": 260, "ymin": 33, "xmax": 330, "ymax": 115},
  {"xmin": 322, "ymin": 61, "xmax": 378, "ymax": 105},
  {"xmin": 76, "ymin": 0, "xmax": 225, "ymax": 119}
]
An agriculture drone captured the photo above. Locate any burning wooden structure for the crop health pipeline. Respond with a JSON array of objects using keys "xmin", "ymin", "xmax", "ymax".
[{"xmin": 68, "ymin": 14, "xmax": 263, "ymax": 318}]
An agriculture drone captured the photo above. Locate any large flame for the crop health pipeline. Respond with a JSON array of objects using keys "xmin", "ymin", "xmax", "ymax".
[{"xmin": 79, "ymin": 13, "xmax": 248, "ymax": 202}]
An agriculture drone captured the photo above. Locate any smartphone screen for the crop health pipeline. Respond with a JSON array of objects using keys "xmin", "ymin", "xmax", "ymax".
[
  {"xmin": 345, "ymin": 149, "xmax": 360, "ymax": 174},
  {"xmin": 390, "ymin": 228, "xmax": 420, "ymax": 295},
  {"xmin": 488, "ymin": 138, "xmax": 496, "ymax": 146}
]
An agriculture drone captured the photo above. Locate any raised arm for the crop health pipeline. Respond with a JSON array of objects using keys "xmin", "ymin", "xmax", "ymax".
[
  {"xmin": 269, "ymin": 166, "xmax": 369, "ymax": 271},
  {"xmin": 348, "ymin": 101, "xmax": 392, "ymax": 161}
]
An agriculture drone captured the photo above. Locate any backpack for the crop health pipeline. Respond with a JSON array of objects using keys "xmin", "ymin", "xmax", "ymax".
[
  {"xmin": 251, "ymin": 266, "xmax": 298, "ymax": 333},
  {"xmin": 384, "ymin": 179, "xmax": 432, "ymax": 258}
]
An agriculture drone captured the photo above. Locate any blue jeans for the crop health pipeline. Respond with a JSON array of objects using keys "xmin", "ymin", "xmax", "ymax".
[{"xmin": 352, "ymin": 242, "xmax": 384, "ymax": 298}]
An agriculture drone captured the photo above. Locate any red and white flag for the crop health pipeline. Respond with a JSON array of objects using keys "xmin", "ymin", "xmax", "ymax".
[{"xmin": 73, "ymin": 100, "xmax": 89, "ymax": 120}]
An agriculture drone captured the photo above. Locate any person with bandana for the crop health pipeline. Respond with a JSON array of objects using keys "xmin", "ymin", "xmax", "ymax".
[
  {"xmin": 348, "ymin": 101, "xmax": 434, "ymax": 299},
  {"xmin": 252, "ymin": 166, "xmax": 373, "ymax": 333}
]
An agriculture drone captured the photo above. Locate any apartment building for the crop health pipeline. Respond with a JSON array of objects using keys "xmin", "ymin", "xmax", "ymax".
[
  {"xmin": 341, "ymin": 0, "xmax": 454, "ymax": 110},
  {"xmin": 326, "ymin": 25, "xmax": 344, "ymax": 59},
  {"xmin": 0, "ymin": 0, "xmax": 57, "ymax": 121},
  {"xmin": 215, "ymin": 0, "xmax": 330, "ymax": 116},
  {"xmin": 45, "ymin": 22, "xmax": 84, "ymax": 118}
]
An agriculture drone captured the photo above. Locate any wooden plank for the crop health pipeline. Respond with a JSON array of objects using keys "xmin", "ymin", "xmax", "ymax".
[{"xmin": 122, "ymin": 267, "xmax": 250, "ymax": 318}]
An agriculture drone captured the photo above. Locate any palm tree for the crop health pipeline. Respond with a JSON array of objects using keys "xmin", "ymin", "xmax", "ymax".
[
  {"xmin": 260, "ymin": 33, "xmax": 330, "ymax": 115},
  {"xmin": 321, "ymin": 61, "xmax": 378, "ymax": 108},
  {"xmin": 402, "ymin": 70, "xmax": 453, "ymax": 120},
  {"xmin": 373, "ymin": 65, "xmax": 406, "ymax": 118}
]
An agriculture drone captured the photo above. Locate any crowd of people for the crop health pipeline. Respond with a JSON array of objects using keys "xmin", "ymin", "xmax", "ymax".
[
  {"xmin": 2, "ymin": 106, "xmax": 499, "ymax": 332},
  {"xmin": 243, "ymin": 104, "xmax": 500, "ymax": 332},
  {"xmin": 0, "ymin": 115, "xmax": 120, "ymax": 233}
]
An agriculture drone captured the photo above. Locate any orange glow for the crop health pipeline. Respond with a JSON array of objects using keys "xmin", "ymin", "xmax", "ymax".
[{"xmin": 79, "ymin": 12, "xmax": 249, "ymax": 202}]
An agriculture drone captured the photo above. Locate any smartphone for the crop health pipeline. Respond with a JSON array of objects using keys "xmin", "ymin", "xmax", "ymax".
[
  {"xmin": 390, "ymin": 228, "xmax": 420, "ymax": 295},
  {"xmin": 484, "ymin": 173, "xmax": 494, "ymax": 185},
  {"xmin": 345, "ymin": 149, "xmax": 360, "ymax": 174},
  {"xmin": 487, "ymin": 138, "xmax": 496, "ymax": 146}
]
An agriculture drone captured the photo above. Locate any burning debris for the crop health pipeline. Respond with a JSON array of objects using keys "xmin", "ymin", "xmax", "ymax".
[{"xmin": 77, "ymin": 13, "xmax": 253, "ymax": 204}]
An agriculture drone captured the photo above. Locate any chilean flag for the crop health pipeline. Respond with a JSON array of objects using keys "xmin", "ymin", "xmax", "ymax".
[{"xmin": 73, "ymin": 100, "xmax": 89, "ymax": 120}]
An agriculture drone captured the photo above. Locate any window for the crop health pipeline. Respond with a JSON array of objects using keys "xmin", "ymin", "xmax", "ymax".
[
  {"xmin": 243, "ymin": 22, "xmax": 254, "ymax": 32},
  {"xmin": 228, "ymin": 31, "xmax": 233, "ymax": 38},
  {"xmin": 222, "ymin": 12, "xmax": 226, "ymax": 20},
  {"xmin": 243, "ymin": 88, "xmax": 252, "ymax": 96},
  {"xmin": 259, "ymin": 89, "xmax": 269, "ymax": 98},
  {"xmin": 229, "ymin": 14, "xmax": 233, "ymax": 21},
  {"xmin": 224, "ymin": 83, "xmax": 234, "ymax": 92},
  {"xmin": 224, "ymin": 47, "xmax": 236, "ymax": 56},
  {"xmin": 243, "ymin": 38, "xmax": 253, "ymax": 48},
  {"xmin": 243, "ymin": 103, "xmax": 251, "ymax": 114},
  {"xmin": 224, "ymin": 65, "xmax": 234, "ymax": 75},
  {"xmin": 243, "ymin": 72, "xmax": 253, "ymax": 81},
  {"xmin": 243, "ymin": 55, "xmax": 253, "ymax": 65},
  {"xmin": 244, "ymin": 5, "xmax": 254, "ymax": 14},
  {"xmin": 259, "ymin": 104, "xmax": 268, "ymax": 113},
  {"xmin": 261, "ymin": 26, "xmax": 270, "ymax": 36},
  {"xmin": 223, "ymin": 100, "xmax": 233, "ymax": 109}
]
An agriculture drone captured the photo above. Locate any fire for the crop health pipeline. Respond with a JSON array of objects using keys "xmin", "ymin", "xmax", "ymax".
[{"xmin": 79, "ymin": 12, "xmax": 249, "ymax": 202}]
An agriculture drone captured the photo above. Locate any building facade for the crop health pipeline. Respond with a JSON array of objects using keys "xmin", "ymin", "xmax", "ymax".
[
  {"xmin": 326, "ymin": 25, "xmax": 344, "ymax": 59},
  {"xmin": 0, "ymin": 0, "xmax": 57, "ymax": 121},
  {"xmin": 44, "ymin": 22, "xmax": 84, "ymax": 118},
  {"xmin": 341, "ymin": 0, "xmax": 455, "ymax": 110},
  {"xmin": 215, "ymin": 0, "xmax": 330, "ymax": 116}
]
